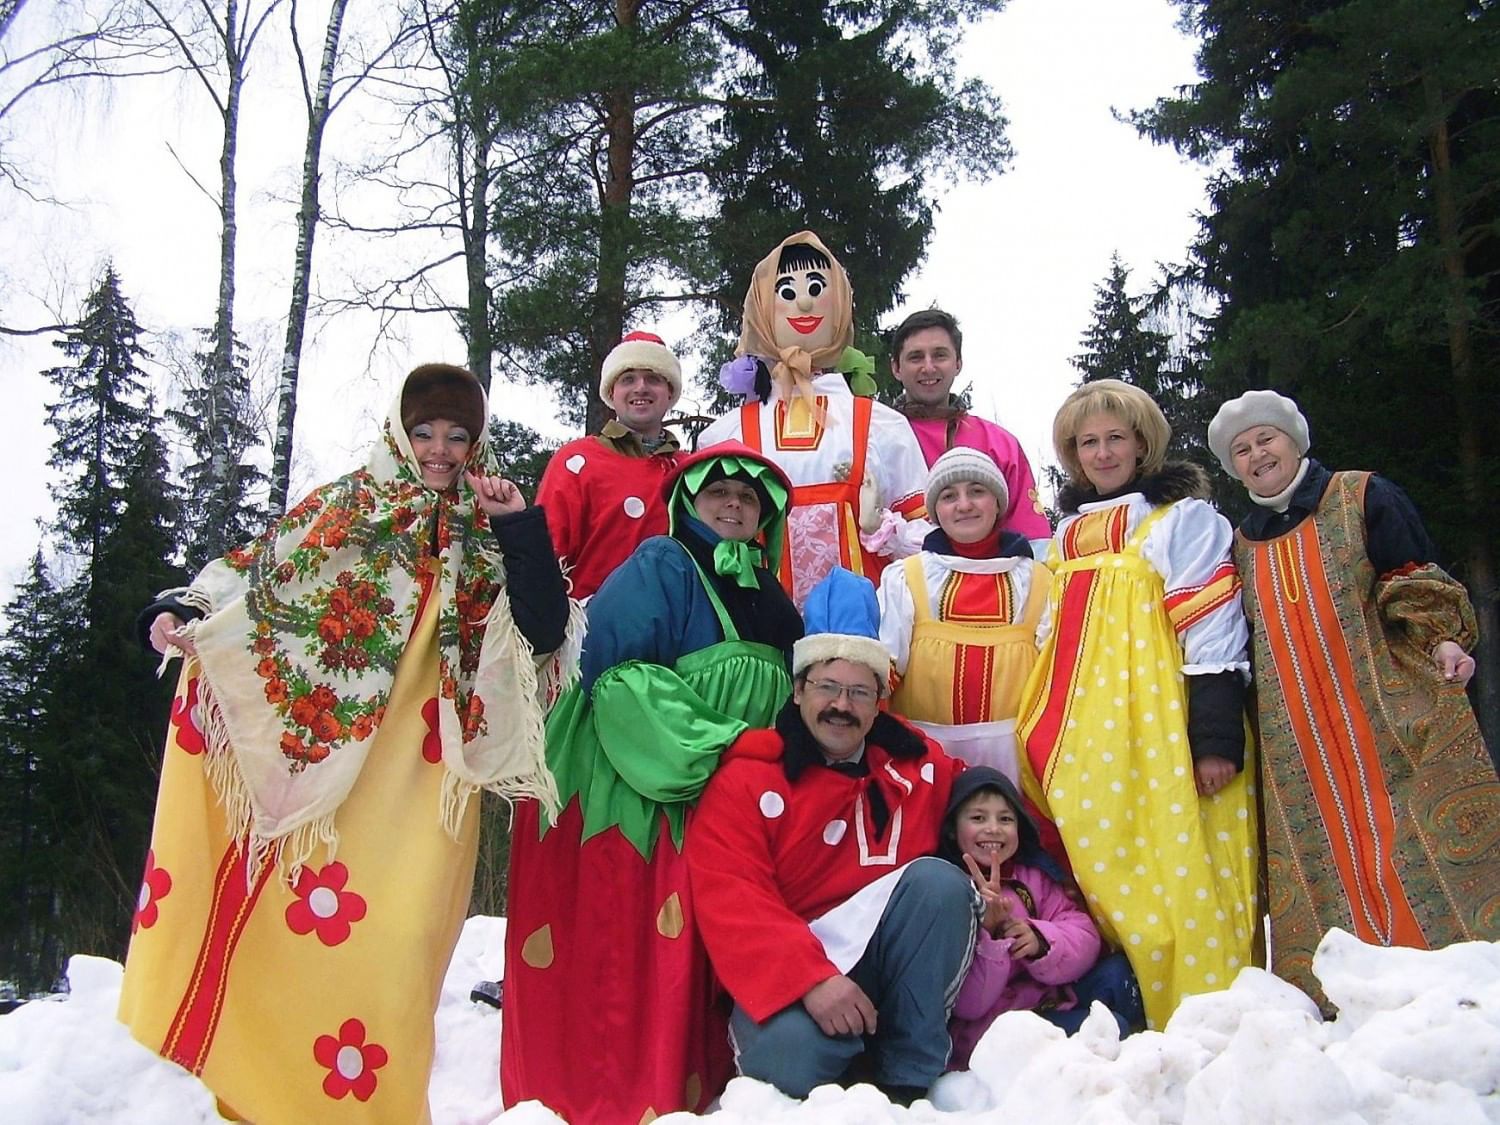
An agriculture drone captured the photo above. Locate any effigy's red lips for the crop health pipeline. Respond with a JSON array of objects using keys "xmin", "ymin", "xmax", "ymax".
[{"xmin": 786, "ymin": 316, "xmax": 824, "ymax": 335}]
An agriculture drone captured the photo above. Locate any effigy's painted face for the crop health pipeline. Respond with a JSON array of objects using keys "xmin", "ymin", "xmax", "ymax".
[{"xmin": 773, "ymin": 263, "xmax": 837, "ymax": 353}]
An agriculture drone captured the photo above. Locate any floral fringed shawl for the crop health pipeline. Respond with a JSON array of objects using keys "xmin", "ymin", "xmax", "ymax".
[{"xmin": 162, "ymin": 391, "xmax": 582, "ymax": 879}]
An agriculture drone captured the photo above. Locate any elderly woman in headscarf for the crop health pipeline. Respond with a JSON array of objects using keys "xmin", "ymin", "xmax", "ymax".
[
  {"xmin": 1208, "ymin": 389, "xmax": 1500, "ymax": 1014},
  {"xmin": 696, "ymin": 230, "xmax": 933, "ymax": 607},
  {"xmin": 121, "ymin": 363, "xmax": 580, "ymax": 1124},
  {"xmin": 502, "ymin": 441, "xmax": 802, "ymax": 1123}
]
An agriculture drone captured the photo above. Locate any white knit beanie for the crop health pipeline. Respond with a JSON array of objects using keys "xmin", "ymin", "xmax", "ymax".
[
  {"xmin": 924, "ymin": 446, "xmax": 1009, "ymax": 518},
  {"xmin": 599, "ymin": 331, "xmax": 683, "ymax": 408},
  {"xmin": 1207, "ymin": 390, "xmax": 1310, "ymax": 476}
]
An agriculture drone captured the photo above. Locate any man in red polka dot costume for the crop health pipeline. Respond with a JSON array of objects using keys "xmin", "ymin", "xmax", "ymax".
[{"xmin": 535, "ymin": 331, "xmax": 684, "ymax": 598}]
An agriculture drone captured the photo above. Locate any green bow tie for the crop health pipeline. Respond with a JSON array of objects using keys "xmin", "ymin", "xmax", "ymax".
[{"xmin": 712, "ymin": 538, "xmax": 762, "ymax": 589}]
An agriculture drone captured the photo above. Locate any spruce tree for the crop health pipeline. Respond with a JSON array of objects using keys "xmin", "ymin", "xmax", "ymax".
[
  {"xmin": 1072, "ymin": 254, "xmax": 1216, "ymax": 479},
  {"xmin": 0, "ymin": 550, "xmax": 70, "ymax": 991},
  {"xmin": 16, "ymin": 269, "xmax": 186, "ymax": 982},
  {"xmin": 42, "ymin": 264, "xmax": 152, "ymax": 576},
  {"xmin": 1134, "ymin": 0, "xmax": 1500, "ymax": 731},
  {"xmin": 169, "ymin": 327, "xmax": 268, "ymax": 570}
]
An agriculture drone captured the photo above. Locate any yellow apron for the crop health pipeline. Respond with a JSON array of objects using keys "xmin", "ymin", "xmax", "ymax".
[{"xmin": 890, "ymin": 555, "xmax": 1049, "ymax": 781}]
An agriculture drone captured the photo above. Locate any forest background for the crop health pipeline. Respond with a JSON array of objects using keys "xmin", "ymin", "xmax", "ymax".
[{"xmin": 0, "ymin": 0, "xmax": 1495, "ymax": 995}]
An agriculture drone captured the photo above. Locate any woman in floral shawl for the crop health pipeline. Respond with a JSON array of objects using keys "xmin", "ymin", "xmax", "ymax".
[
  {"xmin": 119, "ymin": 364, "xmax": 581, "ymax": 1124},
  {"xmin": 502, "ymin": 441, "xmax": 802, "ymax": 1123}
]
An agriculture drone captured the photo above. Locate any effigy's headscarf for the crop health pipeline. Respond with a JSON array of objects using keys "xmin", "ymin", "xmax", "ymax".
[
  {"xmin": 736, "ymin": 231, "xmax": 854, "ymax": 421},
  {"xmin": 170, "ymin": 367, "xmax": 583, "ymax": 879}
]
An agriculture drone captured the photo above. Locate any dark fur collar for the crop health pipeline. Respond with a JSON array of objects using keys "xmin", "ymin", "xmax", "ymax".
[
  {"xmin": 775, "ymin": 699, "xmax": 928, "ymax": 782},
  {"xmin": 1056, "ymin": 460, "xmax": 1211, "ymax": 515}
]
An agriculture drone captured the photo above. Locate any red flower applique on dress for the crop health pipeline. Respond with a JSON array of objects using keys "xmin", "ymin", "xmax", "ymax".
[
  {"xmin": 285, "ymin": 861, "xmax": 368, "ymax": 946},
  {"xmin": 313, "ymin": 1018, "xmax": 388, "ymax": 1102},
  {"xmin": 420, "ymin": 696, "xmax": 442, "ymax": 764},
  {"xmin": 170, "ymin": 677, "xmax": 206, "ymax": 755},
  {"xmin": 133, "ymin": 850, "xmax": 172, "ymax": 933}
]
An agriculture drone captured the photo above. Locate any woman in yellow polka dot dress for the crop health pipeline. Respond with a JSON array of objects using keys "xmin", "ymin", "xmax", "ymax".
[{"xmin": 1017, "ymin": 380, "xmax": 1258, "ymax": 1030}]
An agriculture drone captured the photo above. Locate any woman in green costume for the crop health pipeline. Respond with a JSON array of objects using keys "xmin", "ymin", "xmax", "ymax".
[{"xmin": 501, "ymin": 441, "xmax": 802, "ymax": 1123}]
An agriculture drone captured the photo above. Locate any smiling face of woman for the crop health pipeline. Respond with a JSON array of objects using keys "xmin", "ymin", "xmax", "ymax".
[
  {"xmin": 1229, "ymin": 424, "xmax": 1302, "ymax": 497},
  {"xmin": 1074, "ymin": 411, "xmax": 1145, "ymax": 494},
  {"xmin": 935, "ymin": 481, "xmax": 1000, "ymax": 544},
  {"xmin": 691, "ymin": 478, "xmax": 762, "ymax": 542},
  {"xmin": 406, "ymin": 418, "xmax": 473, "ymax": 490}
]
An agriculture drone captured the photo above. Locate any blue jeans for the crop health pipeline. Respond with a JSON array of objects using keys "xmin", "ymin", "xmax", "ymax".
[
  {"xmin": 729, "ymin": 858, "xmax": 979, "ymax": 1098},
  {"xmin": 1040, "ymin": 952, "xmax": 1143, "ymax": 1038}
]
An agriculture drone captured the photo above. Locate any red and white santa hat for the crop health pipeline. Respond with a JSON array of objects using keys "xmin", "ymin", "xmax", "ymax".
[{"xmin": 599, "ymin": 330, "xmax": 683, "ymax": 408}]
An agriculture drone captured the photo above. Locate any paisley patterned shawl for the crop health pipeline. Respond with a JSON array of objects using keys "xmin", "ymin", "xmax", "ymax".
[
  {"xmin": 737, "ymin": 230, "xmax": 854, "ymax": 416},
  {"xmin": 171, "ymin": 386, "xmax": 582, "ymax": 878}
]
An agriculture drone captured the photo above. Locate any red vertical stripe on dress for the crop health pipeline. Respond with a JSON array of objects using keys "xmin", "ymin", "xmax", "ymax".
[
  {"xmin": 1025, "ymin": 568, "xmax": 1097, "ymax": 784},
  {"xmin": 162, "ymin": 842, "xmax": 274, "ymax": 1073}
]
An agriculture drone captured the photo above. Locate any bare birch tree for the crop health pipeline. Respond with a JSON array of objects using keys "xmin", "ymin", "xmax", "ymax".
[{"xmin": 137, "ymin": 0, "xmax": 279, "ymax": 558}]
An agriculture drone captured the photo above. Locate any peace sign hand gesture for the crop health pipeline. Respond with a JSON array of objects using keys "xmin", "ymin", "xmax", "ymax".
[{"xmin": 962, "ymin": 853, "xmax": 1010, "ymax": 936}]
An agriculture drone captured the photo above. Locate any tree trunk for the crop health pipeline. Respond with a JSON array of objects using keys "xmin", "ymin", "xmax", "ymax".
[
  {"xmin": 1425, "ymin": 74, "xmax": 1499, "ymax": 749},
  {"xmin": 270, "ymin": 0, "xmax": 349, "ymax": 512},
  {"xmin": 585, "ymin": 0, "xmax": 639, "ymax": 435},
  {"xmin": 203, "ymin": 0, "xmax": 243, "ymax": 561},
  {"xmin": 462, "ymin": 116, "xmax": 495, "ymax": 392}
]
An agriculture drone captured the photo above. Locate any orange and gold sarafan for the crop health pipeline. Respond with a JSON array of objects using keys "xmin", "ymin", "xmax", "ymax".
[{"xmin": 1237, "ymin": 471, "xmax": 1500, "ymax": 1012}]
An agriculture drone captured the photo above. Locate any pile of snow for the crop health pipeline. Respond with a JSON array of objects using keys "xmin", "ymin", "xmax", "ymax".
[{"xmin": 2, "ymin": 920, "xmax": 1497, "ymax": 1123}]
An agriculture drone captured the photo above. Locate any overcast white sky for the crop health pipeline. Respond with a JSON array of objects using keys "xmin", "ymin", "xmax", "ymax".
[{"xmin": 0, "ymin": 0, "xmax": 1204, "ymax": 602}]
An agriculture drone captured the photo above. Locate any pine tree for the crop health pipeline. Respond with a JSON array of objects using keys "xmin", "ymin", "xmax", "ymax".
[
  {"xmin": 169, "ymin": 327, "xmax": 268, "ymax": 570},
  {"xmin": 451, "ymin": 0, "xmax": 1009, "ymax": 428},
  {"xmin": 705, "ymin": 1, "xmax": 1011, "ymax": 347},
  {"xmin": 488, "ymin": 417, "xmax": 557, "ymax": 500}
]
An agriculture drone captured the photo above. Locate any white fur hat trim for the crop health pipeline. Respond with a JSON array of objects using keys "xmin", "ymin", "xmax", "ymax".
[
  {"xmin": 600, "ymin": 331, "xmax": 683, "ymax": 408},
  {"xmin": 792, "ymin": 633, "xmax": 892, "ymax": 688}
]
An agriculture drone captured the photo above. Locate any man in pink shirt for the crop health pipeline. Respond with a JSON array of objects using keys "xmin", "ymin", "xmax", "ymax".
[{"xmin": 890, "ymin": 309, "xmax": 1051, "ymax": 541}]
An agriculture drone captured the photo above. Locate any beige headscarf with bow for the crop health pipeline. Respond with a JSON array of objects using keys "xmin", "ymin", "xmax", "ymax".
[{"xmin": 736, "ymin": 231, "xmax": 854, "ymax": 423}]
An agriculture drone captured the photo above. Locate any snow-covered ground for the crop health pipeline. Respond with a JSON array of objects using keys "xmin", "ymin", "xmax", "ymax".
[{"xmin": 3, "ymin": 919, "xmax": 1498, "ymax": 1124}]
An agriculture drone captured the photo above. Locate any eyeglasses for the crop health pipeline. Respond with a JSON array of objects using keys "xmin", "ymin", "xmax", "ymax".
[{"xmin": 804, "ymin": 678, "xmax": 879, "ymax": 706}]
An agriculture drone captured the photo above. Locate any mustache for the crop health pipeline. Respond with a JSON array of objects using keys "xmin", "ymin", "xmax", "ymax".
[{"xmin": 817, "ymin": 707, "xmax": 859, "ymax": 726}]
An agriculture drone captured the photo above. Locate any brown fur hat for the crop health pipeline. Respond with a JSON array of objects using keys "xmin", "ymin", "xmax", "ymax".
[{"xmin": 400, "ymin": 364, "xmax": 486, "ymax": 437}]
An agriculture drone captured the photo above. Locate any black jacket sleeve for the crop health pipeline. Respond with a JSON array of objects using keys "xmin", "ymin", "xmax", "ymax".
[
  {"xmin": 1185, "ymin": 669, "xmax": 1247, "ymax": 770},
  {"xmin": 1364, "ymin": 475, "xmax": 1440, "ymax": 577},
  {"xmin": 135, "ymin": 594, "xmax": 204, "ymax": 654},
  {"xmin": 491, "ymin": 505, "xmax": 569, "ymax": 655}
]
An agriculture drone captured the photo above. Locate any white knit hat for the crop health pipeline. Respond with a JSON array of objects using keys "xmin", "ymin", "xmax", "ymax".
[
  {"xmin": 599, "ymin": 331, "xmax": 683, "ymax": 408},
  {"xmin": 1207, "ymin": 390, "xmax": 1310, "ymax": 476},
  {"xmin": 924, "ymin": 446, "xmax": 1009, "ymax": 518}
]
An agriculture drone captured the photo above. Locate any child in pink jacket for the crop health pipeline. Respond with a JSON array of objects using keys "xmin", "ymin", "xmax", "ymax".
[{"xmin": 940, "ymin": 767, "xmax": 1142, "ymax": 1066}]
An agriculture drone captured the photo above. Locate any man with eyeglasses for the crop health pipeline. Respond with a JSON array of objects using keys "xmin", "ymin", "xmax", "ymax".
[{"xmin": 687, "ymin": 569, "xmax": 980, "ymax": 1107}]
